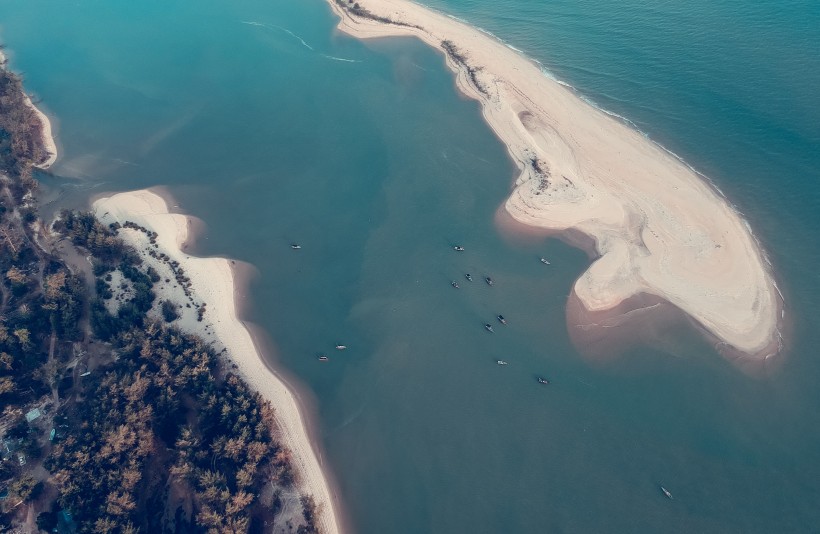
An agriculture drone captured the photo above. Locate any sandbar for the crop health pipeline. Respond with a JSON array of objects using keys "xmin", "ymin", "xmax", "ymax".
[{"xmin": 326, "ymin": 0, "xmax": 783, "ymax": 361}]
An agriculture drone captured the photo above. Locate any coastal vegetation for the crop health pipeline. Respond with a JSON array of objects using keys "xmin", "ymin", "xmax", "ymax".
[
  {"xmin": 440, "ymin": 40, "xmax": 488, "ymax": 97},
  {"xmin": 46, "ymin": 320, "xmax": 292, "ymax": 532},
  {"xmin": 0, "ymin": 63, "xmax": 46, "ymax": 197},
  {"xmin": 0, "ymin": 60, "xmax": 321, "ymax": 533},
  {"xmin": 333, "ymin": 0, "xmax": 420, "ymax": 29}
]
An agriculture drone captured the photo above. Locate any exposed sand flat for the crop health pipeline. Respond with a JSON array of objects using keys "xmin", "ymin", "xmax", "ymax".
[
  {"xmin": 326, "ymin": 0, "xmax": 782, "ymax": 359},
  {"xmin": 93, "ymin": 190, "xmax": 340, "ymax": 534}
]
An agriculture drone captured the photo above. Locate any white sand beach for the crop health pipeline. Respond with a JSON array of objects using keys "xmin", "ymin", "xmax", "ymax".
[
  {"xmin": 27, "ymin": 94, "xmax": 58, "ymax": 169},
  {"xmin": 93, "ymin": 190, "xmax": 340, "ymax": 534},
  {"xmin": 327, "ymin": 0, "xmax": 783, "ymax": 360}
]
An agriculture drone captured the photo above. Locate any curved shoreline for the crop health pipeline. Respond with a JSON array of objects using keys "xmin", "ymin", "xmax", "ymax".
[
  {"xmin": 27, "ymin": 95, "xmax": 58, "ymax": 169},
  {"xmin": 0, "ymin": 49, "xmax": 58, "ymax": 169},
  {"xmin": 93, "ymin": 189, "xmax": 341, "ymax": 534},
  {"xmin": 326, "ymin": 0, "xmax": 783, "ymax": 361}
]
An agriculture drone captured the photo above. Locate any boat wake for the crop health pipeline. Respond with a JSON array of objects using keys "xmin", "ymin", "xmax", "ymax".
[
  {"xmin": 241, "ymin": 20, "xmax": 315, "ymax": 50},
  {"xmin": 241, "ymin": 21, "xmax": 361, "ymax": 63},
  {"xmin": 322, "ymin": 54, "xmax": 362, "ymax": 63}
]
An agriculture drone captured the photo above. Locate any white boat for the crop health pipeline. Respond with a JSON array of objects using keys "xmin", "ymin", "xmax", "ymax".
[
  {"xmin": 660, "ymin": 486, "xmax": 673, "ymax": 500},
  {"xmin": 335, "ymin": 345, "xmax": 347, "ymax": 350},
  {"xmin": 496, "ymin": 360, "xmax": 508, "ymax": 365},
  {"xmin": 540, "ymin": 257, "xmax": 550, "ymax": 265},
  {"xmin": 291, "ymin": 243, "xmax": 302, "ymax": 249}
]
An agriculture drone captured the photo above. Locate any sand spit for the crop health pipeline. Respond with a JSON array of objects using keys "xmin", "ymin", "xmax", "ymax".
[
  {"xmin": 93, "ymin": 190, "xmax": 340, "ymax": 534},
  {"xmin": 327, "ymin": 0, "xmax": 782, "ymax": 361},
  {"xmin": 27, "ymin": 94, "xmax": 58, "ymax": 169}
]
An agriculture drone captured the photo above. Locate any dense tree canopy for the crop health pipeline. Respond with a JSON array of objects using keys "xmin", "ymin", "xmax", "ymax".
[{"xmin": 0, "ymin": 64, "xmax": 321, "ymax": 532}]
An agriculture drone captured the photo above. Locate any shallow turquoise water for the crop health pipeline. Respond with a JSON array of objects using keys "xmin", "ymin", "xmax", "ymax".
[{"xmin": 3, "ymin": 0, "xmax": 820, "ymax": 532}]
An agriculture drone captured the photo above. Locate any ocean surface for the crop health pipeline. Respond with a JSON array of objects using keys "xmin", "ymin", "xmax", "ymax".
[{"xmin": 3, "ymin": 0, "xmax": 820, "ymax": 531}]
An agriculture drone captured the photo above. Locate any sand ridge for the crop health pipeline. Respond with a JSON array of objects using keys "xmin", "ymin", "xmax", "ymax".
[
  {"xmin": 93, "ymin": 190, "xmax": 341, "ymax": 534},
  {"xmin": 326, "ymin": 0, "xmax": 782, "ymax": 360}
]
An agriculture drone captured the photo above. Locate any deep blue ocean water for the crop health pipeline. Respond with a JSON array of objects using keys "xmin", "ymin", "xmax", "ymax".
[{"xmin": 2, "ymin": 0, "xmax": 820, "ymax": 531}]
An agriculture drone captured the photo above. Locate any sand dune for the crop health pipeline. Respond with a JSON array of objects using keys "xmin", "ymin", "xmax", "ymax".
[{"xmin": 326, "ymin": 0, "xmax": 782, "ymax": 361}]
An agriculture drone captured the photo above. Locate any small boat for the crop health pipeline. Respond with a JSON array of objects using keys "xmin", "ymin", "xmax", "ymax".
[
  {"xmin": 484, "ymin": 324, "xmax": 494, "ymax": 333},
  {"xmin": 537, "ymin": 377, "xmax": 550, "ymax": 385},
  {"xmin": 318, "ymin": 355, "xmax": 329, "ymax": 362},
  {"xmin": 485, "ymin": 277, "xmax": 494, "ymax": 286},
  {"xmin": 660, "ymin": 486, "xmax": 673, "ymax": 500},
  {"xmin": 453, "ymin": 245, "xmax": 465, "ymax": 251},
  {"xmin": 465, "ymin": 273, "xmax": 473, "ymax": 281},
  {"xmin": 540, "ymin": 257, "xmax": 550, "ymax": 265},
  {"xmin": 451, "ymin": 281, "xmax": 460, "ymax": 289},
  {"xmin": 496, "ymin": 360, "xmax": 508, "ymax": 365},
  {"xmin": 335, "ymin": 345, "xmax": 347, "ymax": 350},
  {"xmin": 497, "ymin": 315, "xmax": 507, "ymax": 325},
  {"xmin": 291, "ymin": 243, "xmax": 302, "ymax": 249}
]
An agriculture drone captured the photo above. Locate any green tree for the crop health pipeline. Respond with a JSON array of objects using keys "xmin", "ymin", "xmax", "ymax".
[{"xmin": 8, "ymin": 474, "xmax": 38, "ymax": 502}]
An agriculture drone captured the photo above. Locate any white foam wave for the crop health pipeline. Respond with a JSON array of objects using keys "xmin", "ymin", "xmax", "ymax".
[
  {"xmin": 537, "ymin": 66, "xmax": 573, "ymax": 88},
  {"xmin": 413, "ymin": 4, "xmax": 675, "ymax": 149}
]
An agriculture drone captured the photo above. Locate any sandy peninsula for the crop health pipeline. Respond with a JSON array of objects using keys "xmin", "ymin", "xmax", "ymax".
[
  {"xmin": 93, "ymin": 190, "xmax": 341, "ymax": 534},
  {"xmin": 326, "ymin": 0, "xmax": 783, "ymax": 361}
]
